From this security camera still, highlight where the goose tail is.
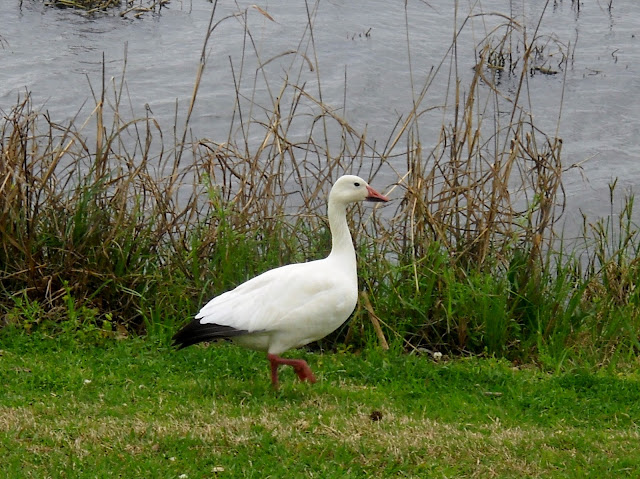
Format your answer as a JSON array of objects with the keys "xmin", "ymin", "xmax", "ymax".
[{"xmin": 172, "ymin": 320, "xmax": 248, "ymax": 349}]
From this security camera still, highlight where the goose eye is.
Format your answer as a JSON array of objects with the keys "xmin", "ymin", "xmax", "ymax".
[{"xmin": 354, "ymin": 182, "xmax": 361, "ymax": 187}]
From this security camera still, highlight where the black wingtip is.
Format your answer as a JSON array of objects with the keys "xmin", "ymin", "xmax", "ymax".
[{"xmin": 172, "ymin": 320, "xmax": 248, "ymax": 349}]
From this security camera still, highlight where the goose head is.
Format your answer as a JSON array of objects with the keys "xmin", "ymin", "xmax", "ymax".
[{"xmin": 329, "ymin": 175, "xmax": 390, "ymax": 205}]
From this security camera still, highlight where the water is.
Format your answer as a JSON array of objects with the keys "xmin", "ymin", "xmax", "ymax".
[{"xmin": 1, "ymin": 0, "xmax": 639, "ymax": 236}]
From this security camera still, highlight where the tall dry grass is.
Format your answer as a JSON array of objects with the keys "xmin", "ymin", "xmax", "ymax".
[{"xmin": 2, "ymin": 1, "xmax": 639, "ymax": 368}]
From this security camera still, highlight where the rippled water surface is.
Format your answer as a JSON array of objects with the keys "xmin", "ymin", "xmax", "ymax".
[{"xmin": 1, "ymin": 1, "xmax": 639, "ymax": 233}]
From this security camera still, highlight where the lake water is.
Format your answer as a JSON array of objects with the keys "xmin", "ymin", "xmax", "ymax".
[{"xmin": 1, "ymin": 0, "xmax": 639, "ymax": 237}]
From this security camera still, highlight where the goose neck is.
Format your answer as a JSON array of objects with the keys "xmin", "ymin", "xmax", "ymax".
[{"xmin": 327, "ymin": 201, "xmax": 355, "ymax": 261}]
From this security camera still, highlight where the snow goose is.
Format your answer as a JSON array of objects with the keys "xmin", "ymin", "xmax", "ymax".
[{"xmin": 172, "ymin": 175, "xmax": 389, "ymax": 388}]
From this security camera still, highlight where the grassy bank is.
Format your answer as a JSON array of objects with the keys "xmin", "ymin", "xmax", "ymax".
[
  {"xmin": 1, "ymin": 331, "xmax": 639, "ymax": 478},
  {"xmin": 1, "ymin": 1, "xmax": 640, "ymax": 370}
]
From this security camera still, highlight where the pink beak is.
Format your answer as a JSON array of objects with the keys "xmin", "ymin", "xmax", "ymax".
[{"xmin": 365, "ymin": 185, "xmax": 390, "ymax": 203}]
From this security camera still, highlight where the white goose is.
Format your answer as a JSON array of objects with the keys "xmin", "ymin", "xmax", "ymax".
[{"xmin": 172, "ymin": 175, "xmax": 389, "ymax": 387}]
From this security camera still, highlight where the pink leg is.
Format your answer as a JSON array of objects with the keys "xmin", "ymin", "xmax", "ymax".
[{"xmin": 267, "ymin": 353, "xmax": 317, "ymax": 388}]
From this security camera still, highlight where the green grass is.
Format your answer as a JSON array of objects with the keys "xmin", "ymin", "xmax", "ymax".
[{"xmin": 2, "ymin": 330, "xmax": 639, "ymax": 478}]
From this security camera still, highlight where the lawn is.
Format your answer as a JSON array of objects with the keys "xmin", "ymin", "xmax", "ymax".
[{"xmin": 1, "ymin": 331, "xmax": 639, "ymax": 478}]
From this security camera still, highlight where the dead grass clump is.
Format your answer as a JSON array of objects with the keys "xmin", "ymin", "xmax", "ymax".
[
  {"xmin": 390, "ymin": 7, "xmax": 567, "ymax": 271},
  {"xmin": 45, "ymin": 0, "xmax": 170, "ymax": 18},
  {"xmin": 1, "ymin": 91, "xmax": 177, "ymax": 330}
]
